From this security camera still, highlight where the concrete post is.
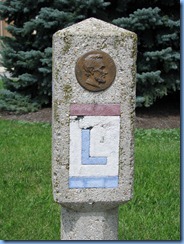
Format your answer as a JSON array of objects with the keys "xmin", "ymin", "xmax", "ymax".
[
  {"xmin": 52, "ymin": 18, "xmax": 137, "ymax": 240},
  {"xmin": 61, "ymin": 207, "xmax": 118, "ymax": 240}
]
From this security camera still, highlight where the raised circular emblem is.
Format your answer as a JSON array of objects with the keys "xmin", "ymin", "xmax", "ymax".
[{"xmin": 75, "ymin": 50, "xmax": 116, "ymax": 92}]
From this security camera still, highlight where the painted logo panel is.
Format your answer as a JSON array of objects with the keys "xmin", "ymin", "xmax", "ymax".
[{"xmin": 69, "ymin": 104, "xmax": 120, "ymax": 188}]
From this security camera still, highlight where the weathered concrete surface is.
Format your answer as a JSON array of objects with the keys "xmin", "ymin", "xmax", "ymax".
[
  {"xmin": 52, "ymin": 17, "xmax": 137, "ymax": 240},
  {"xmin": 61, "ymin": 207, "xmax": 118, "ymax": 240},
  {"xmin": 52, "ymin": 17, "xmax": 137, "ymax": 210}
]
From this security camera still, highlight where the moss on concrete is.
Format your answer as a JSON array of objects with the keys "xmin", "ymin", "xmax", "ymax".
[
  {"xmin": 63, "ymin": 32, "xmax": 72, "ymax": 54},
  {"xmin": 63, "ymin": 84, "xmax": 72, "ymax": 102}
]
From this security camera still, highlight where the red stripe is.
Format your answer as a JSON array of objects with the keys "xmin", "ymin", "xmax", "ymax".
[{"xmin": 70, "ymin": 104, "xmax": 120, "ymax": 116}]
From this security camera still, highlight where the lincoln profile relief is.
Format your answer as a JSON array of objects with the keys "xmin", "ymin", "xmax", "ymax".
[
  {"xmin": 83, "ymin": 54, "xmax": 108, "ymax": 88},
  {"xmin": 75, "ymin": 50, "xmax": 116, "ymax": 92}
]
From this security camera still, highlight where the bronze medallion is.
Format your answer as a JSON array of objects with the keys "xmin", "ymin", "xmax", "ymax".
[{"xmin": 75, "ymin": 50, "xmax": 116, "ymax": 92}]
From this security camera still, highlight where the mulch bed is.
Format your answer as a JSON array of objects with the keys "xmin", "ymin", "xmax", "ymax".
[
  {"xmin": 0, "ymin": 91, "xmax": 180, "ymax": 129},
  {"xmin": 0, "ymin": 107, "xmax": 180, "ymax": 129}
]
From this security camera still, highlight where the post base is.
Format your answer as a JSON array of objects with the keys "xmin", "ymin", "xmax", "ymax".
[{"xmin": 61, "ymin": 207, "xmax": 118, "ymax": 240}]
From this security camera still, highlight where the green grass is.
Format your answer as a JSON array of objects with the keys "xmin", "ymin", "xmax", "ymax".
[
  {"xmin": 119, "ymin": 129, "xmax": 180, "ymax": 240},
  {"xmin": 0, "ymin": 120, "xmax": 60, "ymax": 240},
  {"xmin": 0, "ymin": 120, "xmax": 180, "ymax": 240}
]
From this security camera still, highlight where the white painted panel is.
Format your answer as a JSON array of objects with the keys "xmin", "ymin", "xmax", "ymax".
[{"xmin": 69, "ymin": 116, "xmax": 120, "ymax": 177}]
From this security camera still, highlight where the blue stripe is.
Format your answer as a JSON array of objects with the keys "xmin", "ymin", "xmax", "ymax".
[
  {"xmin": 69, "ymin": 176, "xmax": 118, "ymax": 188},
  {"xmin": 81, "ymin": 129, "xmax": 107, "ymax": 165}
]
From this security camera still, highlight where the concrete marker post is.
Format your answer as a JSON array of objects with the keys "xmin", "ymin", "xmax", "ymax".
[{"xmin": 52, "ymin": 17, "xmax": 137, "ymax": 240}]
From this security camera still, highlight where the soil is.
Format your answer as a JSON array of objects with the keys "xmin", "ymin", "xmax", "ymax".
[{"xmin": 0, "ymin": 93, "xmax": 180, "ymax": 129}]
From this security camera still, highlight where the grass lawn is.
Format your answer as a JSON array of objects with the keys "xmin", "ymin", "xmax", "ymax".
[
  {"xmin": 118, "ymin": 128, "xmax": 180, "ymax": 240},
  {"xmin": 0, "ymin": 120, "xmax": 180, "ymax": 240},
  {"xmin": 0, "ymin": 120, "xmax": 60, "ymax": 240}
]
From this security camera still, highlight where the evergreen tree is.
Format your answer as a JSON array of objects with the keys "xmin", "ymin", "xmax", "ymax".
[
  {"xmin": 112, "ymin": 0, "xmax": 180, "ymax": 106},
  {"xmin": 0, "ymin": 0, "xmax": 180, "ymax": 111},
  {"xmin": 0, "ymin": 0, "xmax": 109, "ymax": 112}
]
